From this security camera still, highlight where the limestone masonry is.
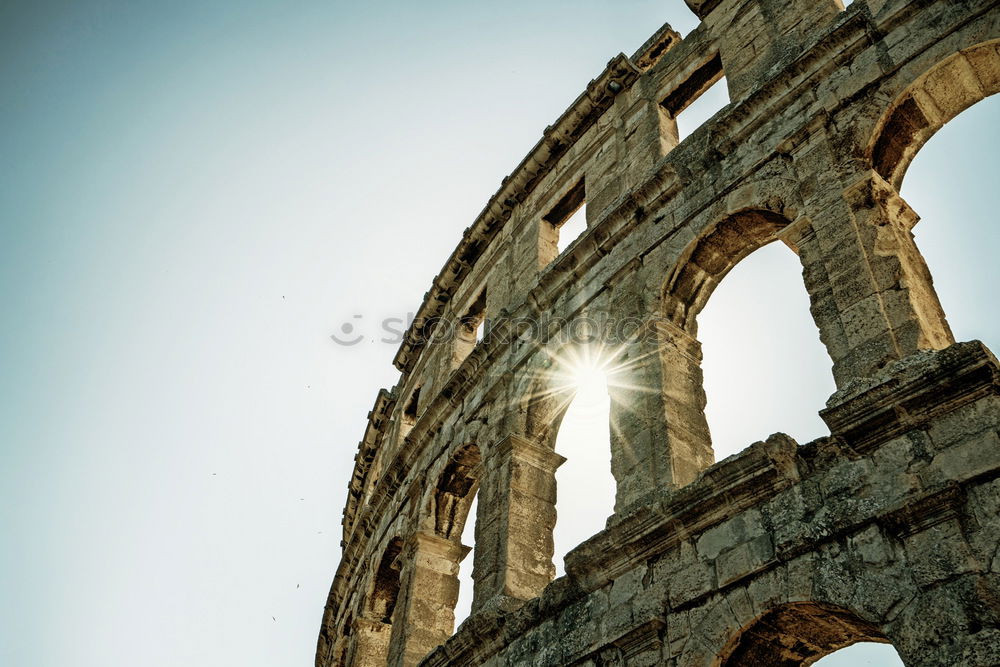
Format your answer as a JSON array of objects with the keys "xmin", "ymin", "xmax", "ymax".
[{"xmin": 317, "ymin": 0, "xmax": 1000, "ymax": 665}]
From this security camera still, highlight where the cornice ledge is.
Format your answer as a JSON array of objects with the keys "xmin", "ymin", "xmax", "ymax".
[{"xmin": 392, "ymin": 54, "xmax": 642, "ymax": 374}]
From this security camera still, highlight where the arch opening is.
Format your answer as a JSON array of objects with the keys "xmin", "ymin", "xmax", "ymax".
[
  {"xmin": 662, "ymin": 209, "xmax": 833, "ymax": 462},
  {"xmin": 897, "ymin": 77, "xmax": 1000, "ymax": 356},
  {"xmin": 870, "ymin": 40, "xmax": 1000, "ymax": 190},
  {"xmin": 433, "ymin": 443, "xmax": 480, "ymax": 540},
  {"xmin": 521, "ymin": 344, "xmax": 620, "ymax": 576},
  {"xmin": 698, "ymin": 242, "xmax": 835, "ymax": 459},
  {"xmin": 663, "ymin": 209, "xmax": 790, "ymax": 333},
  {"xmin": 718, "ymin": 602, "xmax": 901, "ymax": 667},
  {"xmin": 369, "ymin": 537, "xmax": 404, "ymax": 624},
  {"xmin": 432, "ymin": 444, "xmax": 480, "ymax": 632},
  {"xmin": 552, "ymin": 349, "xmax": 615, "ymax": 576}
]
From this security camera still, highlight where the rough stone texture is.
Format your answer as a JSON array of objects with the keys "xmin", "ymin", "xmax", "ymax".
[{"xmin": 317, "ymin": 1, "xmax": 1000, "ymax": 665}]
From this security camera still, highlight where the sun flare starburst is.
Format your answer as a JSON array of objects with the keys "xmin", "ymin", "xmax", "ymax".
[{"xmin": 514, "ymin": 340, "xmax": 663, "ymax": 431}]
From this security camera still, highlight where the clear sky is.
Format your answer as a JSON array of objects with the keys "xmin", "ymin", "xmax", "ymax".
[{"xmin": 0, "ymin": 1, "xmax": 994, "ymax": 666}]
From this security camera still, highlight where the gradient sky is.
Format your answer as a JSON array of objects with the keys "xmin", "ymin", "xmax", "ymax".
[{"xmin": 0, "ymin": 1, "xmax": 995, "ymax": 666}]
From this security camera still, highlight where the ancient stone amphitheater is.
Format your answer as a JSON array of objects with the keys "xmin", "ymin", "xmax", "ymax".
[{"xmin": 317, "ymin": 0, "xmax": 1000, "ymax": 664}]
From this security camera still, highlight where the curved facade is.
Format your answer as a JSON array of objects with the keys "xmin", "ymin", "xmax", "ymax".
[{"xmin": 318, "ymin": 1, "xmax": 1000, "ymax": 665}]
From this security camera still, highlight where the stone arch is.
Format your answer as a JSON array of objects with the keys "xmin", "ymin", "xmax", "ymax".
[
  {"xmin": 715, "ymin": 601, "xmax": 892, "ymax": 667},
  {"xmin": 457, "ymin": 340, "xmax": 619, "ymax": 610},
  {"xmin": 518, "ymin": 338, "xmax": 615, "ymax": 509},
  {"xmin": 339, "ymin": 536, "xmax": 405, "ymax": 666},
  {"xmin": 662, "ymin": 207, "xmax": 794, "ymax": 334},
  {"xmin": 894, "ymin": 83, "xmax": 1000, "ymax": 360},
  {"xmin": 516, "ymin": 339, "xmax": 633, "ymax": 500},
  {"xmin": 521, "ymin": 344, "xmax": 594, "ymax": 451},
  {"xmin": 381, "ymin": 444, "xmax": 480, "ymax": 665},
  {"xmin": 654, "ymin": 205, "xmax": 819, "ymax": 469},
  {"xmin": 432, "ymin": 442, "xmax": 482, "ymax": 631},
  {"xmin": 432, "ymin": 442, "xmax": 481, "ymax": 541},
  {"xmin": 368, "ymin": 536, "xmax": 404, "ymax": 624},
  {"xmin": 870, "ymin": 39, "xmax": 1000, "ymax": 190}
]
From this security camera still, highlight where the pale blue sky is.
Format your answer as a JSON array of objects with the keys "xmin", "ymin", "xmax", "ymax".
[{"xmin": 0, "ymin": 1, "xmax": 994, "ymax": 665}]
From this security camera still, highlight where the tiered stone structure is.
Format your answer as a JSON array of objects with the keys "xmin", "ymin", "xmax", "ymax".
[{"xmin": 317, "ymin": 0, "xmax": 1000, "ymax": 665}]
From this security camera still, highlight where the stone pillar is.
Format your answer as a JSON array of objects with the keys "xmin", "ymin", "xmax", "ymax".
[
  {"xmin": 792, "ymin": 163, "xmax": 954, "ymax": 387},
  {"xmin": 386, "ymin": 531, "xmax": 470, "ymax": 667},
  {"xmin": 347, "ymin": 616, "xmax": 391, "ymax": 667},
  {"xmin": 610, "ymin": 76, "xmax": 681, "ymax": 203},
  {"xmin": 655, "ymin": 320, "xmax": 715, "ymax": 486},
  {"xmin": 608, "ymin": 320, "xmax": 714, "ymax": 514},
  {"xmin": 687, "ymin": 0, "xmax": 842, "ymax": 101},
  {"xmin": 471, "ymin": 434, "xmax": 565, "ymax": 613}
]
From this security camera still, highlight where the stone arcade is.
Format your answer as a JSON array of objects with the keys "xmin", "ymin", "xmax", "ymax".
[{"xmin": 317, "ymin": 0, "xmax": 1000, "ymax": 665}]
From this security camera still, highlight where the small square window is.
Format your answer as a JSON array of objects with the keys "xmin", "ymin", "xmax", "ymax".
[
  {"xmin": 453, "ymin": 289, "xmax": 486, "ymax": 368},
  {"xmin": 662, "ymin": 54, "xmax": 729, "ymax": 141},
  {"xmin": 540, "ymin": 178, "xmax": 587, "ymax": 267}
]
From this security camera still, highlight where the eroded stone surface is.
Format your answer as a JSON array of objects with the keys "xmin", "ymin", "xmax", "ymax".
[{"xmin": 317, "ymin": 1, "xmax": 1000, "ymax": 665}]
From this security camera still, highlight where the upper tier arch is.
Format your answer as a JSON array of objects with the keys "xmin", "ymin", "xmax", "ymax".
[{"xmin": 870, "ymin": 39, "xmax": 1000, "ymax": 190}]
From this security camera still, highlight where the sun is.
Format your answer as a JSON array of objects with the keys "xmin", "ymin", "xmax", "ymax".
[
  {"xmin": 518, "ymin": 339, "xmax": 661, "ymax": 426},
  {"xmin": 556, "ymin": 344, "xmax": 620, "ymax": 404},
  {"xmin": 574, "ymin": 354, "xmax": 608, "ymax": 389}
]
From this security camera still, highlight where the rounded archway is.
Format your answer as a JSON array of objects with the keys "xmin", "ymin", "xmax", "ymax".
[
  {"xmin": 660, "ymin": 207, "xmax": 833, "ymax": 462},
  {"xmin": 717, "ymin": 602, "xmax": 899, "ymax": 667},
  {"xmin": 550, "ymin": 346, "xmax": 615, "ymax": 576},
  {"xmin": 868, "ymin": 38, "xmax": 1000, "ymax": 360},
  {"xmin": 433, "ymin": 443, "xmax": 480, "ymax": 631},
  {"xmin": 521, "ymin": 343, "xmax": 617, "ymax": 576},
  {"xmin": 897, "ymin": 81, "xmax": 1000, "ymax": 357},
  {"xmin": 662, "ymin": 208, "xmax": 792, "ymax": 334},
  {"xmin": 870, "ymin": 39, "xmax": 1000, "ymax": 190}
]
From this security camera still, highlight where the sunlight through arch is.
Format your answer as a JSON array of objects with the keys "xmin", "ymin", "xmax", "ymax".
[
  {"xmin": 531, "ymin": 344, "xmax": 625, "ymax": 577},
  {"xmin": 552, "ymin": 361, "xmax": 613, "ymax": 576}
]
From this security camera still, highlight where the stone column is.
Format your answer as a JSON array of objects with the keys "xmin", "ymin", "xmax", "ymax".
[
  {"xmin": 386, "ymin": 531, "xmax": 470, "ymax": 667},
  {"xmin": 792, "ymin": 157, "xmax": 954, "ymax": 387},
  {"xmin": 655, "ymin": 319, "xmax": 715, "ymax": 486},
  {"xmin": 607, "ymin": 319, "xmax": 714, "ymax": 513},
  {"xmin": 347, "ymin": 616, "xmax": 391, "ymax": 667},
  {"xmin": 471, "ymin": 434, "xmax": 565, "ymax": 614}
]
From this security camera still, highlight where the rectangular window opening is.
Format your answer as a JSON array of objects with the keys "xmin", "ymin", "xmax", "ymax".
[
  {"xmin": 400, "ymin": 385, "xmax": 421, "ymax": 437},
  {"xmin": 453, "ymin": 289, "xmax": 486, "ymax": 368},
  {"xmin": 541, "ymin": 178, "xmax": 587, "ymax": 264},
  {"xmin": 662, "ymin": 54, "xmax": 729, "ymax": 141},
  {"xmin": 556, "ymin": 202, "xmax": 587, "ymax": 255}
]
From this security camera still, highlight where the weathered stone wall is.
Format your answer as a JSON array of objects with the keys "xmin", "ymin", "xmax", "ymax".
[{"xmin": 317, "ymin": 1, "xmax": 1000, "ymax": 665}]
